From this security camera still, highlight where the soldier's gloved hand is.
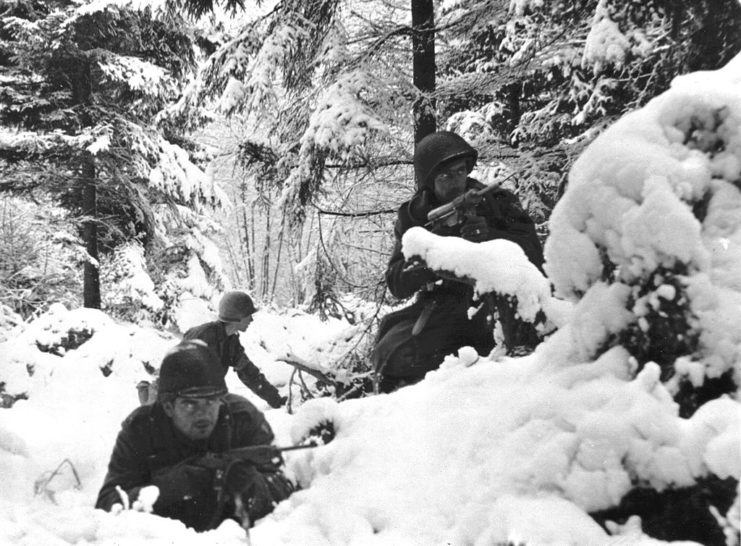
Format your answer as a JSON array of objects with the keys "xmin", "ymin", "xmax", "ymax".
[
  {"xmin": 262, "ymin": 393, "xmax": 285, "ymax": 409},
  {"xmin": 266, "ymin": 393, "xmax": 286, "ymax": 409},
  {"xmin": 403, "ymin": 258, "xmax": 437, "ymax": 283},
  {"xmin": 224, "ymin": 461, "xmax": 260, "ymax": 497},
  {"xmin": 460, "ymin": 216, "xmax": 489, "ymax": 242},
  {"xmin": 224, "ymin": 462, "xmax": 283, "ymax": 522},
  {"xmin": 151, "ymin": 461, "xmax": 213, "ymax": 505},
  {"xmin": 427, "ymin": 221, "xmax": 448, "ymax": 235}
]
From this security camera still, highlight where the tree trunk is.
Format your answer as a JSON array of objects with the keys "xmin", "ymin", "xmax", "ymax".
[
  {"xmin": 82, "ymin": 156, "xmax": 101, "ymax": 308},
  {"xmin": 261, "ymin": 208, "xmax": 272, "ymax": 300},
  {"xmin": 687, "ymin": 0, "xmax": 741, "ymax": 71},
  {"xmin": 411, "ymin": 0, "xmax": 436, "ymax": 145},
  {"xmin": 73, "ymin": 59, "xmax": 101, "ymax": 309}
]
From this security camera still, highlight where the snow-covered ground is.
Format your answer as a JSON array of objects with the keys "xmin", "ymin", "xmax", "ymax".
[
  {"xmin": 2, "ymin": 46, "xmax": 741, "ymax": 546},
  {"xmin": 6, "ymin": 302, "xmax": 732, "ymax": 546}
]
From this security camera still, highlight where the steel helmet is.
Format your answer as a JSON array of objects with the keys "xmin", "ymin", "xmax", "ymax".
[
  {"xmin": 414, "ymin": 131, "xmax": 478, "ymax": 189},
  {"xmin": 218, "ymin": 291, "xmax": 257, "ymax": 322},
  {"xmin": 157, "ymin": 340, "xmax": 227, "ymax": 401}
]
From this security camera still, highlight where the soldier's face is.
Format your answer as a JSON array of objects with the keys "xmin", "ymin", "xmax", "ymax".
[
  {"xmin": 225, "ymin": 314, "xmax": 253, "ymax": 336},
  {"xmin": 164, "ymin": 396, "xmax": 222, "ymax": 441},
  {"xmin": 432, "ymin": 158, "xmax": 468, "ymax": 204},
  {"xmin": 235, "ymin": 314, "xmax": 253, "ymax": 332}
]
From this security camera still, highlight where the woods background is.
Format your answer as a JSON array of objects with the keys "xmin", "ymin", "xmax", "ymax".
[{"xmin": 1, "ymin": 0, "xmax": 740, "ymax": 345}]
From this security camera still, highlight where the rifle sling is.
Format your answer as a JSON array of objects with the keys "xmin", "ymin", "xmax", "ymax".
[{"xmin": 412, "ymin": 300, "xmax": 437, "ymax": 336}]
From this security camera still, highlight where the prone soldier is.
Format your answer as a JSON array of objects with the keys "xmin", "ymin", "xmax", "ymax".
[{"xmin": 96, "ymin": 340, "xmax": 294, "ymax": 531}]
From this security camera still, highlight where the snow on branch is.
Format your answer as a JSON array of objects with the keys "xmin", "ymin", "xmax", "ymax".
[
  {"xmin": 0, "ymin": 127, "xmax": 92, "ymax": 155},
  {"xmin": 508, "ymin": 0, "xmax": 545, "ymax": 17},
  {"xmin": 196, "ymin": 12, "xmax": 311, "ymax": 116},
  {"xmin": 148, "ymin": 137, "xmax": 225, "ymax": 207},
  {"xmin": 76, "ymin": 0, "xmax": 169, "ymax": 17},
  {"xmin": 401, "ymin": 227, "xmax": 551, "ymax": 323},
  {"xmin": 215, "ymin": 20, "xmax": 305, "ymax": 115},
  {"xmin": 581, "ymin": 0, "xmax": 654, "ymax": 76},
  {"xmin": 97, "ymin": 55, "xmax": 177, "ymax": 98},
  {"xmin": 546, "ymin": 59, "xmax": 741, "ymax": 300},
  {"xmin": 303, "ymin": 71, "xmax": 386, "ymax": 156},
  {"xmin": 278, "ymin": 70, "xmax": 386, "ymax": 218},
  {"xmin": 582, "ymin": 0, "xmax": 630, "ymax": 74}
]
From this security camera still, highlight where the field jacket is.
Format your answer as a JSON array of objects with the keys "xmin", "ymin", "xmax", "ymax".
[
  {"xmin": 183, "ymin": 321, "xmax": 283, "ymax": 408},
  {"xmin": 375, "ymin": 179, "xmax": 544, "ymax": 379},
  {"xmin": 385, "ymin": 179, "xmax": 544, "ymax": 301},
  {"xmin": 95, "ymin": 394, "xmax": 290, "ymax": 531}
]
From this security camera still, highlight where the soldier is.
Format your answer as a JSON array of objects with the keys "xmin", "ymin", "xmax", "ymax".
[
  {"xmin": 183, "ymin": 291, "xmax": 285, "ymax": 409},
  {"xmin": 96, "ymin": 340, "xmax": 294, "ymax": 531},
  {"xmin": 373, "ymin": 131, "xmax": 544, "ymax": 393}
]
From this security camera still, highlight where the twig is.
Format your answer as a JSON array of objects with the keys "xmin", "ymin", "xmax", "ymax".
[
  {"xmin": 315, "ymin": 207, "xmax": 396, "ymax": 217},
  {"xmin": 35, "ymin": 458, "xmax": 82, "ymax": 504}
]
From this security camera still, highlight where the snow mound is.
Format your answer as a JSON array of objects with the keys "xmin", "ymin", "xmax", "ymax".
[
  {"xmin": 544, "ymin": 49, "xmax": 741, "ymax": 387},
  {"xmin": 257, "ymin": 345, "xmax": 737, "ymax": 544}
]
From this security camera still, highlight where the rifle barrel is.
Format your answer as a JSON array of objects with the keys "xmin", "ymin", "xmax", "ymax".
[
  {"xmin": 277, "ymin": 443, "xmax": 318, "ymax": 452},
  {"xmin": 474, "ymin": 172, "xmax": 517, "ymax": 197}
]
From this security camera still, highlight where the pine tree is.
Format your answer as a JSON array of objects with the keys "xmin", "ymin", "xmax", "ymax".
[
  {"xmin": 168, "ymin": 0, "xmax": 741, "ymax": 323},
  {"xmin": 0, "ymin": 0, "xmax": 222, "ymax": 316},
  {"xmin": 435, "ymin": 0, "xmax": 741, "ymax": 232},
  {"xmin": 169, "ymin": 0, "xmax": 740, "ymax": 306}
]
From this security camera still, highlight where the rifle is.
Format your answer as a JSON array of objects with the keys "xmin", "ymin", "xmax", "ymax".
[
  {"xmin": 277, "ymin": 357, "xmax": 335, "ymax": 386},
  {"xmin": 201, "ymin": 443, "xmax": 316, "ymax": 535},
  {"xmin": 200, "ymin": 442, "xmax": 318, "ymax": 470},
  {"xmin": 425, "ymin": 173, "xmax": 516, "ymax": 230}
]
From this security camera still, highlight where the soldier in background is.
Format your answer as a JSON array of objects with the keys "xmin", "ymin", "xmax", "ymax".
[
  {"xmin": 373, "ymin": 131, "xmax": 544, "ymax": 393},
  {"xmin": 183, "ymin": 291, "xmax": 285, "ymax": 409}
]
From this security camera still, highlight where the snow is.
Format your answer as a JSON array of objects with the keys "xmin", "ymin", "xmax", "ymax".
[
  {"xmin": 545, "ymin": 49, "xmax": 741, "ymax": 380},
  {"xmin": 268, "ymin": 350, "xmax": 670, "ymax": 544},
  {"xmin": 2, "ymin": 48, "xmax": 741, "ymax": 546},
  {"xmin": 401, "ymin": 226, "xmax": 553, "ymax": 322},
  {"xmin": 76, "ymin": 0, "xmax": 170, "ymax": 16},
  {"xmin": 299, "ymin": 71, "xmax": 386, "ymax": 158},
  {"xmin": 98, "ymin": 55, "xmax": 175, "ymax": 96},
  {"xmin": 149, "ymin": 137, "xmax": 222, "ymax": 206},
  {"xmin": 582, "ymin": 0, "xmax": 631, "ymax": 74},
  {"xmin": 86, "ymin": 133, "xmax": 111, "ymax": 155},
  {"xmin": 509, "ymin": 0, "xmax": 545, "ymax": 17},
  {"xmin": 280, "ymin": 70, "xmax": 386, "ymax": 211},
  {"xmin": 103, "ymin": 243, "xmax": 164, "ymax": 314},
  {"xmin": 219, "ymin": 77, "xmax": 247, "ymax": 114}
]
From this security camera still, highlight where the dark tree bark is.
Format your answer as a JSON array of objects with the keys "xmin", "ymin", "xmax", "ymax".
[
  {"xmin": 73, "ymin": 60, "xmax": 101, "ymax": 309},
  {"xmin": 411, "ymin": 0, "xmax": 436, "ymax": 147},
  {"xmin": 686, "ymin": 0, "xmax": 741, "ymax": 71},
  {"xmin": 82, "ymin": 156, "xmax": 101, "ymax": 309}
]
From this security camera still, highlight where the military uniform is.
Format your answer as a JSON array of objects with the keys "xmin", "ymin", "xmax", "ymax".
[
  {"xmin": 374, "ymin": 132, "xmax": 544, "ymax": 392},
  {"xmin": 96, "ymin": 393, "xmax": 292, "ymax": 531},
  {"xmin": 183, "ymin": 321, "xmax": 283, "ymax": 408}
]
